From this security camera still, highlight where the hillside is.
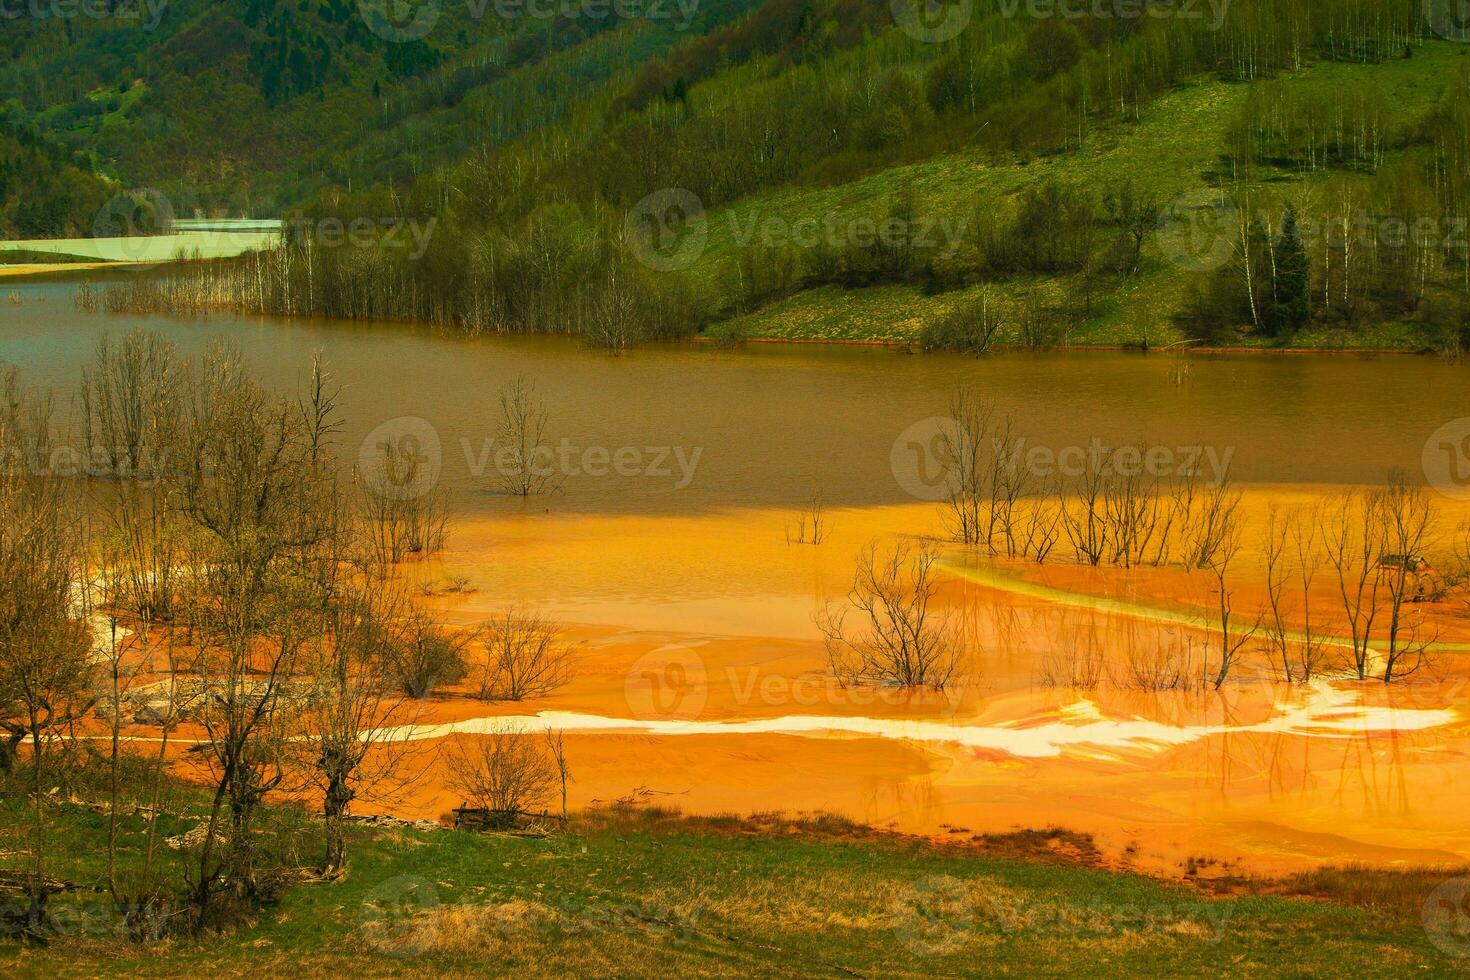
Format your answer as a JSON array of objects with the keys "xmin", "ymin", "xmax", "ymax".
[{"xmin": 14, "ymin": 0, "xmax": 1470, "ymax": 350}]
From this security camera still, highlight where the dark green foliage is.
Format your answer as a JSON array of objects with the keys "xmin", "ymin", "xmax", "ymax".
[{"xmin": 1270, "ymin": 206, "xmax": 1311, "ymax": 334}]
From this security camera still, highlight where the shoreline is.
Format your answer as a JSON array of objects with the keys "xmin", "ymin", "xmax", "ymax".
[{"xmin": 10, "ymin": 260, "xmax": 1442, "ymax": 357}]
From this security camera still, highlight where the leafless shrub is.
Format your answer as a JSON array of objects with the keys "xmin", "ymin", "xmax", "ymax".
[
  {"xmin": 473, "ymin": 608, "xmax": 575, "ymax": 702},
  {"xmin": 1038, "ymin": 620, "xmax": 1106, "ymax": 690},
  {"xmin": 444, "ymin": 725, "xmax": 557, "ymax": 829},
  {"xmin": 1120, "ymin": 635, "xmax": 1199, "ymax": 692},
  {"xmin": 786, "ymin": 483, "xmax": 830, "ymax": 545},
  {"xmin": 817, "ymin": 540, "xmax": 961, "ymax": 690},
  {"xmin": 80, "ymin": 330, "xmax": 186, "ymax": 622},
  {"xmin": 385, "ymin": 609, "xmax": 475, "ymax": 699}
]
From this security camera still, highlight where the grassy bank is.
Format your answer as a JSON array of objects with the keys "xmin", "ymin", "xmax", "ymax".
[{"xmin": 3, "ymin": 801, "xmax": 1466, "ymax": 978}]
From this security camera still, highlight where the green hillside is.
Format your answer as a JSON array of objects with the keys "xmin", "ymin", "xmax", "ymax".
[{"xmin": 13, "ymin": 0, "xmax": 1470, "ymax": 350}]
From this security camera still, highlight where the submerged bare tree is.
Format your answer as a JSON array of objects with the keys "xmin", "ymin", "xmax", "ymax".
[
  {"xmin": 818, "ymin": 540, "xmax": 960, "ymax": 690},
  {"xmin": 939, "ymin": 390, "xmax": 994, "ymax": 547},
  {"xmin": 81, "ymin": 330, "xmax": 186, "ymax": 622},
  {"xmin": 1324, "ymin": 489, "xmax": 1384, "ymax": 681},
  {"xmin": 1205, "ymin": 510, "xmax": 1258, "ymax": 689},
  {"xmin": 496, "ymin": 375, "xmax": 560, "ymax": 497},
  {"xmin": 1375, "ymin": 472, "xmax": 1438, "ymax": 683},
  {"xmin": 786, "ymin": 482, "xmax": 829, "ymax": 545}
]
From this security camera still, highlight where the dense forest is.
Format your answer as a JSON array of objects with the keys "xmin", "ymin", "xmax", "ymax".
[{"xmin": 11, "ymin": 0, "xmax": 1470, "ymax": 349}]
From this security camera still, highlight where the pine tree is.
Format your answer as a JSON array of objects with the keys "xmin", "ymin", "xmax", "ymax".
[{"xmin": 1271, "ymin": 206, "xmax": 1311, "ymax": 335}]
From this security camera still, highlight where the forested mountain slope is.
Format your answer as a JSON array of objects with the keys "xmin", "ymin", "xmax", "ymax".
[{"xmin": 14, "ymin": 0, "xmax": 1470, "ymax": 349}]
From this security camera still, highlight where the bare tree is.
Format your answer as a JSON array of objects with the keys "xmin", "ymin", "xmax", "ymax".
[
  {"xmin": 0, "ymin": 387, "xmax": 96, "ymax": 929},
  {"xmin": 495, "ymin": 375, "xmax": 561, "ymax": 497},
  {"xmin": 80, "ymin": 330, "xmax": 185, "ymax": 622},
  {"xmin": 1324, "ymin": 490, "xmax": 1384, "ymax": 681},
  {"xmin": 544, "ymin": 727, "xmax": 572, "ymax": 824},
  {"xmin": 786, "ymin": 482, "xmax": 829, "ymax": 545},
  {"xmin": 176, "ymin": 345, "xmax": 340, "ymax": 928},
  {"xmin": 444, "ymin": 725, "xmax": 557, "ymax": 829},
  {"xmin": 473, "ymin": 608, "xmax": 575, "ymax": 701},
  {"xmin": 939, "ymin": 390, "xmax": 994, "ymax": 547},
  {"xmin": 298, "ymin": 532, "xmax": 424, "ymax": 874},
  {"xmin": 1375, "ymin": 472, "xmax": 1438, "ymax": 683},
  {"xmin": 817, "ymin": 540, "xmax": 960, "ymax": 690},
  {"xmin": 1206, "ymin": 512, "xmax": 1258, "ymax": 689}
]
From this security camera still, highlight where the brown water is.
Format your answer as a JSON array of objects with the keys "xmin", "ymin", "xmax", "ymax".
[
  {"xmin": 8, "ymin": 278, "xmax": 1470, "ymax": 875},
  {"xmin": 3, "ymin": 278, "xmax": 1467, "ymax": 515}
]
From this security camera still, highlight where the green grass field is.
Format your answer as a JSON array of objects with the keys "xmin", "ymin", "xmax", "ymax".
[{"xmin": 3, "ymin": 800, "xmax": 1467, "ymax": 978}]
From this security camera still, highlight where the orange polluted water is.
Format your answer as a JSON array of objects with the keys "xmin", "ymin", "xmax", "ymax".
[
  {"xmin": 394, "ymin": 495, "xmax": 1470, "ymax": 878},
  {"xmin": 8, "ymin": 298, "xmax": 1470, "ymax": 877}
]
